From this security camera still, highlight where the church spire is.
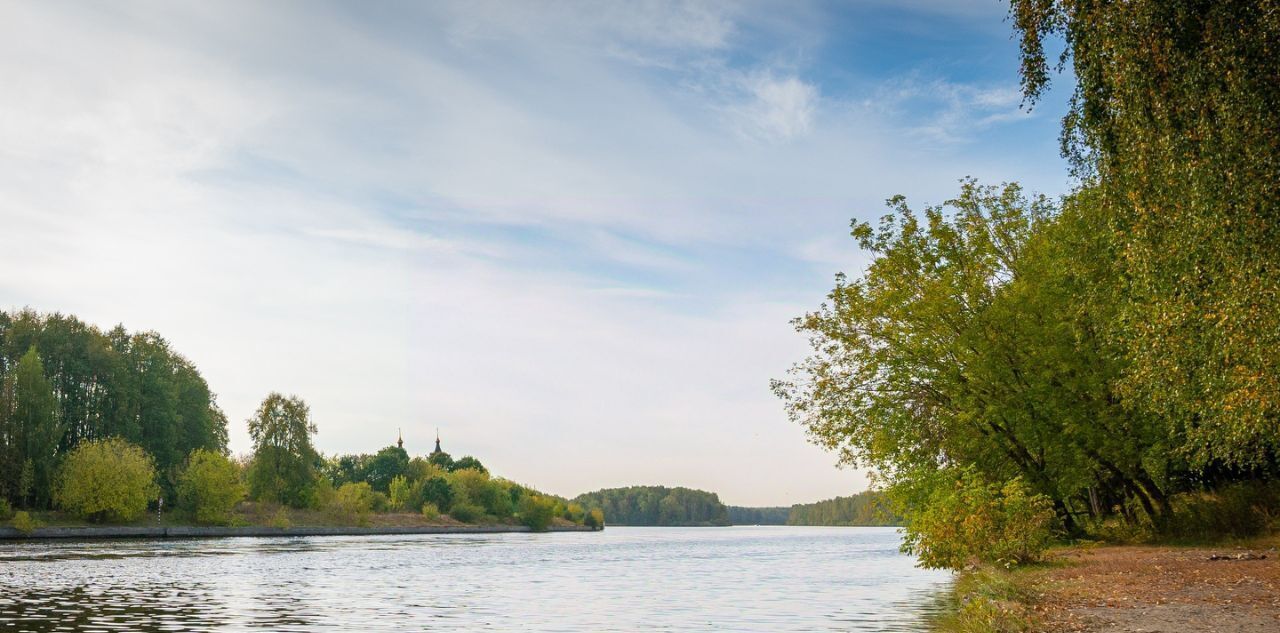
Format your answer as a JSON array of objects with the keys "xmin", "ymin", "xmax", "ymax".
[
  {"xmin": 433, "ymin": 427, "xmax": 442, "ymax": 454},
  {"xmin": 397, "ymin": 428, "xmax": 403, "ymax": 450}
]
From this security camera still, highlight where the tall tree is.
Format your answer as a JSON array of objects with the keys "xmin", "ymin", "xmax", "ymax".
[
  {"xmin": 247, "ymin": 392, "xmax": 319, "ymax": 507},
  {"xmin": 1010, "ymin": 0, "xmax": 1280, "ymax": 470},
  {"xmin": 12, "ymin": 347, "xmax": 62, "ymax": 508}
]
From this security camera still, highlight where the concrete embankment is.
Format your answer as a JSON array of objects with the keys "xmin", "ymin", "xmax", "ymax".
[{"xmin": 0, "ymin": 524, "xmax": 599, "ymax": 540}]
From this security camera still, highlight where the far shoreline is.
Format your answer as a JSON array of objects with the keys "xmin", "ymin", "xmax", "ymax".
[{"xmin": 0, "ymin": 524, "xmax": 600, "ymax": 541}]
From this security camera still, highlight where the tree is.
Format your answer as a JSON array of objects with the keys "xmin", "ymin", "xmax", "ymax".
[
  {"xmin": 1009, "ymin": 1, "xmax": 1280, "ymax": 470},
  {"xmin": 246, "ymin": 393, "xmax": 319, "ymax": 508},
  {"xmin": 363, "ymin": 445, "xmax": 409, "ymax": 493},
  {"xmin": 177, "ymin": 449, "xmax": 246, "ymax": 525},
  {"xmin": 388, "ymin": 475, "xmax": 412, "ymax": 511},
  {"xmin": 421, "ymin": 476, "xmax": 454, "ymax": 512},
  {"xmin": 55, "ymin": 437, "xmax": 158, "ymax": 523},
  {"xmin": 519, "ymin": 494, "xmax": 557, "ymax": 532},
  {"xmin": 327, "ymin": 482, "xmax": 376, "ymax": 526},
  {"xmin": 427, "ymin": 449, "xmax": 454, "ymax": 470},
  {"xmin": 450, "ymin": 455, "xmax": 487, "ymax": 474},
  {"xmin": 12, "ymin": 347, "xmax": 62, "ymax": 508}
]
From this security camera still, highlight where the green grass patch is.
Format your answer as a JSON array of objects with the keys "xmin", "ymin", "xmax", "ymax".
[{"xmin": 931, "ymin": 567, "xmax": 1039, "ymax": 633}]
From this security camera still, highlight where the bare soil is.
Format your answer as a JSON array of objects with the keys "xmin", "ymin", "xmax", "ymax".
[{"xmin": 1031, "ymin": 539, "xmax": 1280, "ymax": 632}]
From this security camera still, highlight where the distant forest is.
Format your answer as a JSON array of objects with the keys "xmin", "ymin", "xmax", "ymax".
[
  {"xmin": 728, "ymin": 491, "xmax": 898, "ymax": 526},
  {"xmin": 573, "ymin": 486, "xmax": 729, "ymax": 526}
]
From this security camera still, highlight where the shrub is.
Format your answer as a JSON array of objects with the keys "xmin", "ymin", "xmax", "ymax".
[
  {"xmin": 421, "ymin": 502, "xmax": 439, "ymax": 521},
  {"xmin": 584, "ymin": 508, "xmax": 605, "ymax": 530},
  {"xmin": 177, "ymin": 449, "xmax": 246, "ymax": 525},
  {"xmin": 563, "ymin": 502, "xmax": 585, "ymax": 523},
  {"xmin": 11, "ymin": 511, "xmax": 37, "ymax": 534},
  {"xmin": 328, "ymin": 482, "xmax": 376, "ymax": 526},
  {"xmin": 899, "ymin": 469, "xmax": 1056, "ymax": 570},
  {"xmin": 0, "ymin": 498, "xmax": 11, "ymax": 520},
  {"xmin": 1165, "ymin": 481, "xmax": 1280, "ymax": 541},
  {"xmin": 449, "ymin": 503, "xmax": 484, "ymax": 523},
  {"xmin": 269, "ymin": 506, "xmax": 291, "ymax": 529},
  {"xmin": 56, "ymin": 437, "xmax": 159, "ymax": 523},
  {"xmin": 519, "ymin": 494, "xmax": 558, "ymax": 532},
  {"xmin": 388, "ymin": 475, "xmax": 413, "ymax": 511}
]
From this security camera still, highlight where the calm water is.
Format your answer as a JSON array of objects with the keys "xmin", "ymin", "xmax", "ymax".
[{"xmin": 0, "ymin": 526, "xmax": 951, "ymax": 632}]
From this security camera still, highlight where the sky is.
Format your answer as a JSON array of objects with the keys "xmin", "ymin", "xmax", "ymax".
[{"xmin": 0, "ymin": 0, "xmax": 1071, "ymax": 506}]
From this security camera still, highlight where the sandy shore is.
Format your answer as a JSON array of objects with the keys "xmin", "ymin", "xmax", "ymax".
[{"xmin": 1030, "ymin": 540, "xmax": 1280, "ymax": 632}]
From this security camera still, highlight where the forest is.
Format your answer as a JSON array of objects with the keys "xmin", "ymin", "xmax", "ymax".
[
  {"xmin": 573, "ymin": 486, "xmax": 729, "ymax": 526},
  {"xmin": 728, "ymin": 491, "xmax": 897, "ymax": 526},
  {"xmin": 774, "ymin": 0, "xmax": 1280, "ymax": 570},
  {"xmin": 0, "ymin": 310, "xmax": 599, "ymax": 532}
]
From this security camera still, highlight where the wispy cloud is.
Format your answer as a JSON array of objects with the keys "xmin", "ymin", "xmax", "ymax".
[{"xmin": 0, "ymin": 0, "xmax": 1065, "ymax": 505}]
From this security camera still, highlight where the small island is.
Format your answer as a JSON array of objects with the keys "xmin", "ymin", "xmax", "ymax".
[{"xmin": 0, "ymin": 310, "xmax": 603, "ymax": 538}]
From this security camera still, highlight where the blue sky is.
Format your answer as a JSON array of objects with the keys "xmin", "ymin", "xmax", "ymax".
[{"xmin": 0, "ymin": 1, "xmax": 1071, "ymax": 505}]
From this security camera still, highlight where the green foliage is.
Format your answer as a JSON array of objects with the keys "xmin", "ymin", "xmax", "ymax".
[
  {"xmin": 519, "ymin": 494, "xmax": 558, "ymax": 531},
  {"xmin": 177, "ymin": 449, "xmax": 246, "ymax": 525},
  {"xmin": 584, "ymin": 508, "xmax": 605, "ymax": 530},
  {"xmin": 11, "ymin": 510, "xmax": 37, "ymax": 535},
  {"xmin": 420, "ymin": 502, "xmax": 439, "ymax": 521},
  {"xmin": 428, "ymin": 450, "xmax": 454, "ymax": 470},
  {"xmin": 328, "ymin": 482, "xmax": 377, "ymax": 526},
  {"xmin": 0, "ymin": 312, "xmax": 229, "ymax": 507},
  {"xmin": 1009, "ymin": 0, "xmax": 1280, "ymax": 470},
  {"xmin": 573, "ymin": 486, "xmax": 729, "ymax": 526},
  {"xmin": 934, "ymin": 567, "xmax": 1035, "ymax": 633},
  {"xmin": 363, "ymin": 445, "xmax": 409, "ymax": 493},
  {"xmin": 449, "ymin": 455, "xmax": 486, "ymax": 474},
  {"xmin": 1164, "ymin": 481, "xmax": 1280, "ymax": 542},
  {"xmin": 446, "ymin": 468, "xmax": 513, "ymax": 518},
  {"xmin": 448, "ymin": 502, "xmax": 483, "ymax": 523},
  {"xmin": 55, "ymin": 437, "xmax": 159, "ymax": 523},
  {"xmin": 387, "ymin": 475, "xmax": 413, "ymax": 511},
  {"xmin": 0, "ymin": 498, "xmax": 10, "ymax": 520},
  {"xmin": 247, "ymin": 393, "xmax": 319, "ymax": 508},
  {"xmin": 562, "ymin": 502, "xmax": 585, "ymax": 524},
  {"xmin": 727, "ymin": 506, "xmax": 790, "ymax": 525},
  {"xmin": 787, "ymin": 491, "xmax": 898, "ymax": 526},
  {"xmin": 897, "ymin": 469, "xmax": 1056, "ymax": 570},
  {"xmin": 420, "ymin": 476, "xmax": 455, "ymax": 512}
]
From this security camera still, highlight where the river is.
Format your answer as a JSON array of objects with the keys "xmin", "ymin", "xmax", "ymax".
[{"xmin": 0, "ymin": 526, "xmax": 952, "ymax": 631}]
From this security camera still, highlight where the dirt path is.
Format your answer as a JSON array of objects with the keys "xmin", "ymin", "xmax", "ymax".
[{"xmin": 1032, "ymin": 541, "xmax": 1280, "ymax": 632}]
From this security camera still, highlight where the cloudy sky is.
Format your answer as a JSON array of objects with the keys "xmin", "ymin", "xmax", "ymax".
[{"xmin": 0, "ymin": 0, "xmax": 1069, "ymax": 506}]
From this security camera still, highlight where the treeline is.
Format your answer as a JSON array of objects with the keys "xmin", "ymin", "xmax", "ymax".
[
  {"xmin": 0, "ymin": 311, "xmax": 601, "ymax": 532},
  {"xmin": 726, "ymin": 506, "xmax": 789, "ymax": 525},
  {"xmin": 787, "ymin": 492, "xmax": 896, "ymax": 527},
  {"xmin": 774, "ymin": 1, "xmax": 1280, "ymax": 570},
  {"xmin": 727, "ymin": 491, "xmax": 897, "ymax": 526},
  {"xmin": 573, "ymin": 486, "xmax": 729, "ymax": 526},
  {"xmin": 0, "ymin": 310, "xmax": 227, "ymax": 507}
]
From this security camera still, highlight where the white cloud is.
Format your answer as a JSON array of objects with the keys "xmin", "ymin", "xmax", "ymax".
[{"xmin": 0, "ymin": 1, "xmax": 1064, "ymax": 505}]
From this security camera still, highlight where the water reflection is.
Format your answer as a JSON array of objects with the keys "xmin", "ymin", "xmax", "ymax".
[{"xmin": 0, "ymin": 527, "xmax": 951, "ymax": 632}]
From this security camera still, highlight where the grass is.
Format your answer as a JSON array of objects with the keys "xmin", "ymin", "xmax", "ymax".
[{"xmin": 930, "ymin": 559, "xmax": 1066, "ymax": 633}]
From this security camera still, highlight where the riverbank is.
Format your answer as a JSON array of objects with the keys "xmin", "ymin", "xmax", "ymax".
[
  {"xmin": 937, "ymin": 537, "xmax": 1280, "ymax": 632},
  {"xmin": 0, "ymin": 523, "xmax": 598, "ymax": 540}
]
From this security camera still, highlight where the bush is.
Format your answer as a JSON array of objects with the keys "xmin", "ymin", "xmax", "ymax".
[
  {"xmin": 328, "ymin": 482, "xmax": 376, "ymax": 526},
  {"xmin": 449, "ymin": 503, "xmax": 484, "ymax": 523},
  {"xmin": 388, "ymin": 475, "xmax": 413, "ymax": 511},
  {"xmin": 519, "ymin": 494, "xmax": 558, "ymax": 532},
  {"xmin": 1165, "ymin": 481, "xmax": 1280, "ymax": 541},
  {"xmin": 11, "ymin": 511, "xmax": 37, "ymax": 534},
  {"xmin": 563, "ymin": 502, "xmax": 585, "ymax": 523},
  {"xmin": 177, "ymin": 449, "xmax": 246, "ymax": 525},
  {"xmin": 900, "ymin": 469, "xmax": 1056, "ymax": 570},
  {"xmin": 56, "ymin": 437, "xmax": 159, "ymax": 523},
  {"xmin": 269, "ymin": 506, "xmax": 291, "ymax": 529},
  {"xmin": 421, "ymin": 502, "xmax": 439, "ymax": 521},
  {"xmin": 584, "ymin": 508, "xmax": 605, "ymax": 530},
  {"xmin": 0, "ymin": 498, "xmax": 11, "ymax": 520}
]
